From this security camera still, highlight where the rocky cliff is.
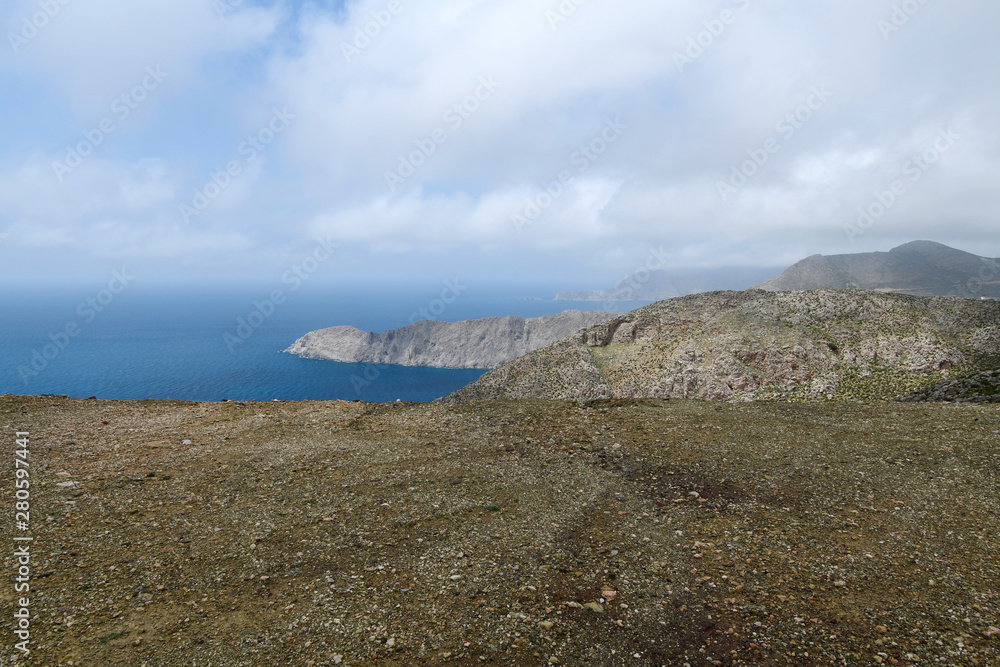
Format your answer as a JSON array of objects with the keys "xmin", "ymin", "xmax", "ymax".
[
  {"xmin": 754, "ymin": 240, "xmax": 1000, "ymax": 298},
  {"xmin": 284, "ymin": 310, "xmax": 617, "ymax": 369},
  {"xmin": 446, "ymin": 289, "xmax": 1000, "ymax": 402}
]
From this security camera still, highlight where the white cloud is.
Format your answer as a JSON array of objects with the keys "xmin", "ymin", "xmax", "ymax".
[{"xmin": 3, "ymin": 0, "xmax": 1000, "ymax": 282}]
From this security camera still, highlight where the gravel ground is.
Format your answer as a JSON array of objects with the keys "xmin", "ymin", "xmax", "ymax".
[{"xmin": 1, "ymin": 395, "xmax": 999, "ymax": 666}]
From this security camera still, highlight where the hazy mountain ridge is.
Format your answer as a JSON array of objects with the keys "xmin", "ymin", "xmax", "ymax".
[
  {"xmin": 284, "ymin": 310, "xmax": 617, "ymax": 369},
  {"xmin": 755, "ymin": 240, "xmax": 1000, "ymax": 297},
  {"xmin": 555, "ymin": 266, "xmax": 782, "ymax": 301},
  {"xmin": 445, "ymin": 289, "xmax": 1000, "ymax": 402}
]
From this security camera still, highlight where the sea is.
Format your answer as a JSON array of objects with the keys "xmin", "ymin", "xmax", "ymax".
[{"xmin": 0, "ymin": 284, "xmax": 646, "ymax": 403}]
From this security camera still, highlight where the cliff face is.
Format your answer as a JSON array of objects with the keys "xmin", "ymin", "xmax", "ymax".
[
  {"xmin": 446, "ymin": 289, "xmax": 1000, "ymax": 402},
  {"xmin": 284, "ymin": 310, "xmax": 617, "ymax": 369},
  {"xmin": 754, "ymin": 241, "xmax": 1000, "ymax": 297}
]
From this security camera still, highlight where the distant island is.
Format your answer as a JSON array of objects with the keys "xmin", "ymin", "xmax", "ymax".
[{"xmin": 284, "ymin": 310, "xmax": 616, "ymax": 369}]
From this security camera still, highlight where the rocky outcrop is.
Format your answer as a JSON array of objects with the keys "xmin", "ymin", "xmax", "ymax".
[
  {"xmin": 754, "ymin": 241, "xmax": 1000, "ymax": 298},
  {"xmin": 899, "ymin": 369, "xmax": 1000, "ymax": 403},
  {"xmin": 445, "ymin": 289, "xmax": 1000, "ymax": 402},
  {"xmin": 284, "ymin": 310, "xmax": 617, "ymax": 369}
]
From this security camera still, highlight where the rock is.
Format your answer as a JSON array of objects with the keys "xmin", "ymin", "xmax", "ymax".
[
  {"xmin": 583, "ymin": 602, "xmax": 604, "ymax": 613},
  {"xmin": 538, "ymin": 621, "xmax": 554, "ymax": 630}
]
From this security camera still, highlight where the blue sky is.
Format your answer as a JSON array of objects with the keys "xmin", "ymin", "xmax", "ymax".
[{"xmin": 1, "ymin": 0, "xmax": 998, "ymax": 289}]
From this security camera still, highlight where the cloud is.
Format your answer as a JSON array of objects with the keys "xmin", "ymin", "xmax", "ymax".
[{"xmin": 2, "ymin": 0, "xmax": 1000, "ymax": 285}]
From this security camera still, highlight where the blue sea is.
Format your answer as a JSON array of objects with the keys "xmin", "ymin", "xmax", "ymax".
[{"xmin": 0, "ymin": 285, "xmax": 645, "ymax": 403}]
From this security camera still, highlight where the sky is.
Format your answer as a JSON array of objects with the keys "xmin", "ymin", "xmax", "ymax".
[{"xmin": 1, "ymin": 0, "xmax": 998, "ymax": 290}]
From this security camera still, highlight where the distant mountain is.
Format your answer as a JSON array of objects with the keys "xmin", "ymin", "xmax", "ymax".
[
  {"xmin": 445, "ymin": 289, "xmax": 1000, "ymax": 402},
  {"xmin": 284, "ymin": 310, "xmax": 617, "ymax": 370},
  {"xmin": 555, "ymin": 266, "xmax": 782, "ymax": 301},
  {"xmin": 754, "ymin": 241, "xmax": 1000, "ymax": 298}
]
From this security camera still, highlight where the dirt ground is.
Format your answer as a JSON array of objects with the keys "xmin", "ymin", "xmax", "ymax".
[{"xmin": 1, "ymin": 395, "xmax": 998, "ymax": 665}]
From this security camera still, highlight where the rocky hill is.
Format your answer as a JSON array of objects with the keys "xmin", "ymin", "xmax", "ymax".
[
  {"xmin": 284, "ymin": 310, "xmax": 616, "ymax": 369},
  {"xmin": 3, "ymin": 394, "xmax": 999, "ymax": 665},
  {"xmin": 755, "ymin": 240, "xmax": 1000, "ymax": 298},
  {"xmin": 446, "ymin": 289, "xmax": 1000, "ymax": 402}
]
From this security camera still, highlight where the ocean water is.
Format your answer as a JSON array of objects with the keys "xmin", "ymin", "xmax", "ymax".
[{"xmin": 0, "ymin": 285, "xmax": 645, "ymax": 403}]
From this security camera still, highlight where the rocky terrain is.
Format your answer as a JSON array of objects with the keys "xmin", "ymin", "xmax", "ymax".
[
  {"xmin": 900, "ymin": 369, "xmax": 1000, "ymax": 404},
  {"xmin": 446, "ymin": 289, "xmax": 1000, "ymax": 403},
  {"xmin": 285, "ymin": 311, "xmax": 616, "ymax": 369},
  {"xmin": 754, "ymin": 241, "xmax": 1000, "ymax": 299},
  {"xmin": 2, "ymin": 394, "xmax": 999, "ymax": 666}
]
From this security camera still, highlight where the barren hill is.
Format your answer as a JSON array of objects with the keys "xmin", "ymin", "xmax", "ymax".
[
  {"xmin": 754, "ymin": 241, "xmax": 1000, "ymax": 298},
  {"xmin": 446, "ymin": 289, "xmax": 1000, "ymax": 402}
]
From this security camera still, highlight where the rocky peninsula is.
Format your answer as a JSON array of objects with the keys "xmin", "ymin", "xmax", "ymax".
[{"xmin": 284, "ymin": 310, "xmax": 616, "ymax": 369}]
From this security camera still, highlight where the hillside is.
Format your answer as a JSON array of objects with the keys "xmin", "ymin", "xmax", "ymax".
[
  {"xmin": 284, "ymin": 310, "xmax": 616, "ymax": 369},
  {"xmin": 2, "ymin": 395, "xmax": 998, "ymax": 665},
  {"xmin": 446, "ymin": 289, "xmax": 1000, "ymax": 403},
  {"xmin": 754, "ymin": 241, "xmax": 1000, "ymax": 298}
]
